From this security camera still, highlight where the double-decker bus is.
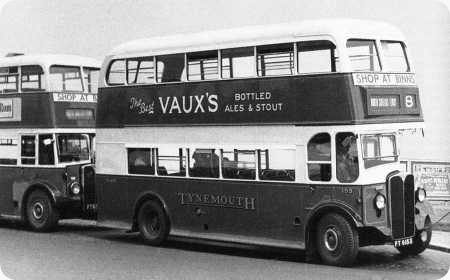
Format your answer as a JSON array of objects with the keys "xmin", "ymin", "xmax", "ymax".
[
  {"xmin": 95, "ymin": 19, "xmax": 432, "ymax": 266},
  {"xmin": 0, "ymin": 54, "xmax": 100, "ymax": 231}
]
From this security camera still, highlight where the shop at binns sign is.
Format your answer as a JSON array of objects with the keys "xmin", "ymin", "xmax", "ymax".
[{"xmin": 52, "ymin": 93, "xmax": 97, "ymax": 103}]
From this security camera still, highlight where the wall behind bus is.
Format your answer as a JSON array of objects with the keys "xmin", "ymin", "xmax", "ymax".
[{"xmin": 0, "ymin": 0, "xmax": 448, "ymax": 161}]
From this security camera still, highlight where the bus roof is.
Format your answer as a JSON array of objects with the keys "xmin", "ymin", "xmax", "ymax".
[
  {"xmin": 108, "ymin": 19, "xmax": 406, "ymax": 57},
  {"xmin": 0, "ymin": 54, "xmax": 100, "ymax": 69}
]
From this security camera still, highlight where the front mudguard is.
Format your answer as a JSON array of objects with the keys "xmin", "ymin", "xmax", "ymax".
[{"xmin": 415, "ymin": 200, "xmax": 434, "ymax": 230}]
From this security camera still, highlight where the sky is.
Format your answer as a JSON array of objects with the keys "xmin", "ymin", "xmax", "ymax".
[{"xmin": 0, "ymin": 0, "xmax": 448, "ymax": 161}]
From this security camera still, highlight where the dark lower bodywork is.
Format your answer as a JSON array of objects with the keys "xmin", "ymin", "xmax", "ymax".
[
  {"xmin": 95, "ymin": 173, "xmax": 432, "ymax": 248},
  {"xmin": 0, "ymin": 164, "xmax": 96, "ymax": 221}
]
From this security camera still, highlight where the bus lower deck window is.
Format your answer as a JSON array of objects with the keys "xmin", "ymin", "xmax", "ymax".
[
  {"xmin": 307, "ymin": 133, "xmax": 331, "ymax": 181},
  {"xmin": 222, "ymin": 149, "xmax": 256, "ymax": 180},
  {"xmin": 189, "ymin": 148, "xmax": 219, "ymax": 178},
  {"xmin": 259, "ymin": 149, "xmax": 295, "ymax": 181},
  {"xmin": 128, "ymin": 148, "xmax": 155, "ymax": 175},
  {"xmin": 21, "ymin": 135, "xmax": 36, "ymax": 165},
  {"xmin": 157, "ymin": 147, "xmax": 186, "ymax": 176}
]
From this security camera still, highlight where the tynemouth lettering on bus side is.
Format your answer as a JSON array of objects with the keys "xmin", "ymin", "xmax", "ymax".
[
  {"xmin": 0, "ymin": 99, "xmax": 13, "ymax": 118},
  {"xmin": 177, "ymin": 192, "xmax": 256, "ymax": 210},
  {"xmin": 53, "ymin": 93, "xmax": 97, "ymax": 103},
  {"xmin": 352, "ymin": 73, "xmax": 416, "ymax": 86}
]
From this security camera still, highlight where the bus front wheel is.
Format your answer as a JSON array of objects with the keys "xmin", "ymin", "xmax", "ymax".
[
  {"xmin": 26, "ymin": 189, "xmax": 59, "ymax": 232},
  {"xmin": 137, "ymin": 200, "xmax": 170, "ymax": 246},
  {"xmin": 316, "ymin": 213, "xmax": 359, "ymax": 267}
]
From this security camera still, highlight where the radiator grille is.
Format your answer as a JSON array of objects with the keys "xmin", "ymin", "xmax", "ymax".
[
  {"xmin": 81, "ymin": 164, "xmax": 97, "ymax": 215},
  {"xmin": 388, "ymin": 174, "xmax": 415, "ymax": 239}
]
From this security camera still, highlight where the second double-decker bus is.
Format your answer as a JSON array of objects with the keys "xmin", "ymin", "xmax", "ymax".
[
  {"xmin": 95, "ymin": 19, "xmax": 432, "ymax": 266},
  {"xmin": 0, "ymin": 54, "xmax": 100, "ymax": 231}
]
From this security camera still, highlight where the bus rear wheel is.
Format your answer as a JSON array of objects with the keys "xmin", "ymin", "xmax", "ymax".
[
  {"xmin": 26, "ymin": 190, "xmax": 59, "ymax": 232},
  {"xmin": 316, "ymin": 213, "xmax": 359, "ymax": 267},
  {"xmin": 397, "ymin": 217, "xmax": 432, "ymax": 255},
  {"xmin": 137, "ymin": 200, "xmax": 170, "ymax": 246}
]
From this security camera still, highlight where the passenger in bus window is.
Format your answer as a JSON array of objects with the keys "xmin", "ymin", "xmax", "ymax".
[
  {"xmin": 336, "ymin": 133, "xmax": 359, "ymax": 183},
  {"xmin": 190, "ymin": 149, "xmax": 219, "ymax": 178}
]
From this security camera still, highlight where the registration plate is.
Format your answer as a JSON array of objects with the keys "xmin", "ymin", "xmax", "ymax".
[{"xmin": 394, "ymin": 237, "xmax": 413, "ymax": 247}]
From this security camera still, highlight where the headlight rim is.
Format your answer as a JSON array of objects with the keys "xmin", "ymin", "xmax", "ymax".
[
  {"xmin": 374, "ymin": 192, "xmax": 386, "ymax": 210},
  {"xmin": 69, "ymin": 182, "xmax": 81, "ymax": 195},
  {"xmin": 416, "ymin": 187, "xmax": 426, "ymax": 202}
]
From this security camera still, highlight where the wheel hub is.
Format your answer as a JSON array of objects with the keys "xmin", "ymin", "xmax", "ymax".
[
  {"xmin": 32, "ymin": 202, "xmax": 44, "ymax": 220},
  {"xmin": 145, "ymin": 210, "xmax": 160, "ymax": 235},
  {"xmin": 324, "ymin": 227, "xmax": 339, "ymax": 251},
  {"xmin": 420, "ymin": 230, "xmax": 428, "ymax": 242}
]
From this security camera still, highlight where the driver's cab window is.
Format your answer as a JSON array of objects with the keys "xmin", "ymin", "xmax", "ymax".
[
  {"xmin": 307, "ymin": 133, "xmax": 331, "ymax": 181},
  {"xmin": 336, "ymin": 132, "xmax": 359, "ymax": 183},
  {"xmin": 38, "ymin": 134, "xmax": 54, "ymax": 165}
]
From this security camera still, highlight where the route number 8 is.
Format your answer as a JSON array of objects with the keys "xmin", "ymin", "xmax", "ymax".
[{"xmin": 405, "ymin": 95, "xmax": 414, "ymax": 108}]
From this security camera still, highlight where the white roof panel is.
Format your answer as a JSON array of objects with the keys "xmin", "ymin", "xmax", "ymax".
[
  {"xmin": 0, "ymin": 54, "xmax": 101, "ymax": 69},
  {"xmin": 109, "ymin": 19, "xmax": 406, "ymax": 57}
]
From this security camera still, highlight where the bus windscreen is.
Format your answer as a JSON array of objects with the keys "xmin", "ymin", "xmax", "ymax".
[{"xmin": 57, "ymin": 134, "xmax": 90, "ymax": 163}]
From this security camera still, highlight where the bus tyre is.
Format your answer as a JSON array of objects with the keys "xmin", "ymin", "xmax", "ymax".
[
  {"xmin": 397, "ymin": 217, "xmax": 432, "ymax": 255},
  {"xmin": 26, "ymin": 190, "xmax": 59, "ymax": 232},
  {"xmin": 137, "ymin": 200, "xmax": 170, "ymax": 246},
  {"xmin": 316, "ymin": 213, "xmax": 359, "ymax": 267}
]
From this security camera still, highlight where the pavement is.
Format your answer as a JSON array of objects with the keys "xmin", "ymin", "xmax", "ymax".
[{"xmin": 430, "ymin": 230, "xmax": 450, "ymax": 253}]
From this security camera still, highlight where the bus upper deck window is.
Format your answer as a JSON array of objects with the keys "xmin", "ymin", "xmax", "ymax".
[
  {"xmin": 156, "ymin": 54, "xmax": 185, "ymax": 83},
  {"xmin": 221, "ymin": 47, "xmax": 255, "ymax": 79},
  {"xmin": 83, "ymin": 67, "xmax": 100, "ymax": 93},
  {"xmin": 49, "ymin": 65, "xmax": 83, "ymax": 92},
  {"xmin": 297, "ymin": 40, "xmax": 338, "ymax": 73},
  {"xmin": 0, "ymin": 66, "xmax": 18, "ymax": 93},
  {"xmin": 257, "ymin": 43, "xmax": 294, "ymax": 76},
  {"xmin": 381, "ymin": 41, "xmax": 410, "ymax": 72},
  {"xmin": 307, "ymin": 133, "xmax": 331, "ymax": 182},
  {"xmin": 127, "ymin": 57, "xmax": 154, "ymax": 85},
  {"xmin": 335, "ymin": 132, "xmax": 358, "ymax": 183},
  {"xmin": 187, "ymin": 51, "xmax": 218, "ymax": 81},
  {"xmin": 21, "ymin": 65, "xmax": 44, "ymax": 92},
  {"xmin": 107, "ymin": 60, "xmax": 126, "ymax": 85},
  {"xmin": 346, "ymin": 39, "xmax": 381, "ymax": 72}
]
